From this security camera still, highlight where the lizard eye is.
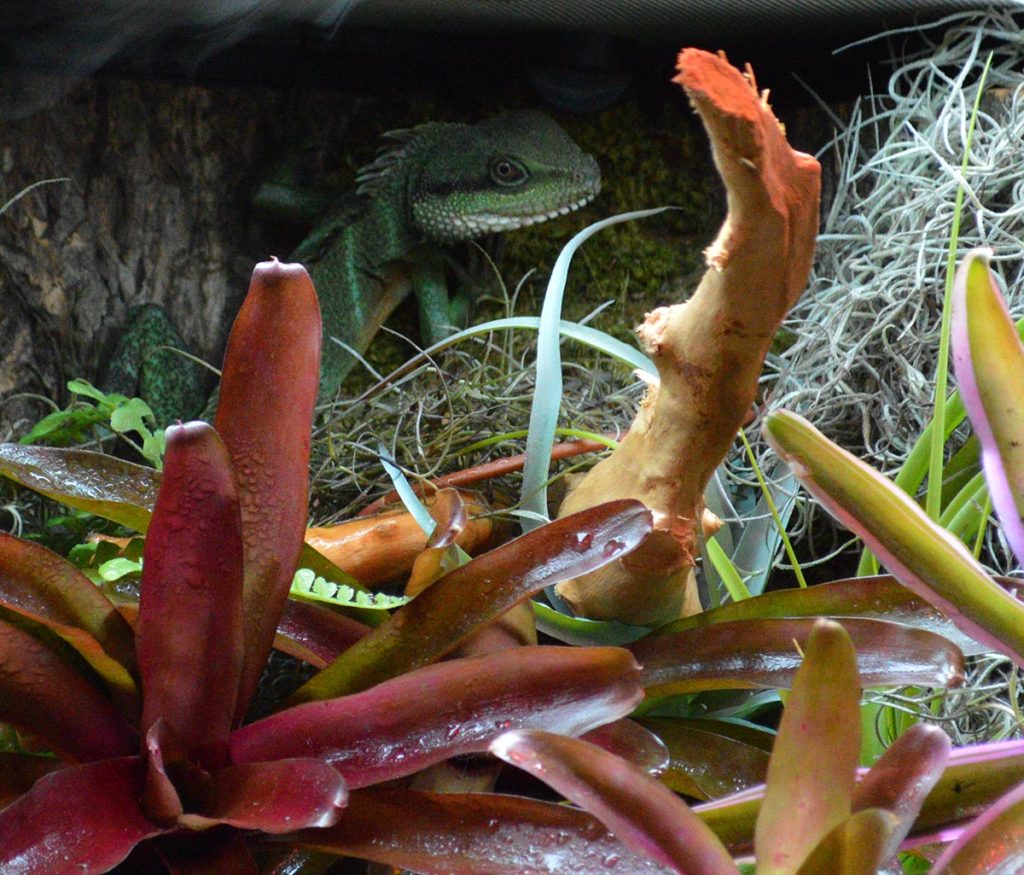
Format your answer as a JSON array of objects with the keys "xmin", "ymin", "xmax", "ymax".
[{"xmin": 490, "ymin": 156, "xmax": 528, "ymax": 186}]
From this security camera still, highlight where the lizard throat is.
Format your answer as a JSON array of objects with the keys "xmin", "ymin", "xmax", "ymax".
[{"xmin": 415, "ymin": 191, "xmax": 598, "ymax": 244}]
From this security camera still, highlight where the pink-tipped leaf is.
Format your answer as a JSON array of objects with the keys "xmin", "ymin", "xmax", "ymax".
[
  {"xmin": 931, "ymin": 779, "xmax": 1024, "ymax": 872},
  {"xmin": 951, "ymin": 248, "xmax": 1024, "ymax": 568},
  {"xmin": 763, "ymin": 409, "xmax": 1024, "ymax": 666}
]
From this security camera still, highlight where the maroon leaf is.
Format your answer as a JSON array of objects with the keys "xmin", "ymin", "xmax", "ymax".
[
  {"xmin": 290, "ymin": 787, "xmax": 675, "ymax": 874},
  {"xmin": 491, "ymin": 730, "xmax": 737, "ymax": 874},
  {"xmin": 178, "ymin": 759, "xmax": 346, "ymax": 832},
  {"xmin": 274, "ymin": 598, "xmax": 370, "ymax": 669},
  {"xmin": 291, "ymin": 499, "xmax": 653, "ymax": 702},
  {"xmin": 0, "ymin": 531, "xmax": 137, "ymax": 698},
  {"xmin": 0, "ymin": 756, "xmax": 162, "ymax": 874},
  {"xmin": 851, "ymin": 724, "xmax": 950, "ymax": 860},
  {"xmin": 214, "ymin": 260, "xmax": 321, "ymax": 720},
  {"xmin": 628, "ymin": 617, "xmax": 965, "ymax": 695},
  {"xmin": 655, "ymin": 573, "xmax": 994, "ymax": 657},
  {"xmin": 137, "ymin": 421, "xmax": 244, "ymax": 771},
  {"xmin": 231, "ymin": 645, "xmax": 642, "ymax": 788},
  {"xmin": 581, "ymin": 719, "xmax": 670, "ymax": 777},
  {"xmin": 0, "ymin": 617, "xmax": 136, "ymax": 762},
  {"xmin": 141, "ymin": 720, "xmax": 187, "ymax": 826}
]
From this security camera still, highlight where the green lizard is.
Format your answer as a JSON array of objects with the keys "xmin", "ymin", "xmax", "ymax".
[{"xmin": 103, "ymin": 110, "xmax": 601, "ymax": 421}]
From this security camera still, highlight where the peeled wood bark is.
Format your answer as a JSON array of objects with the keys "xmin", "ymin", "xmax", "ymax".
[{"xmin": 556, "ymin": 49, "xmax": 821, "ymax": 626}]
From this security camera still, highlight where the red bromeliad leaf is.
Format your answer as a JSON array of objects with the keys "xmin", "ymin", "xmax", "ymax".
[
  {"xmin": 141, "ymin": 720, "xmax": 187, "ymax": 826},
  {"xmin": 214, "ymin": 260, "xmax": 321, "ymax": 720},
  {"xmin": 581, "ymin": 718, "xmax": 670, "ymax": 777},
  {"xmin": 0, "ymin": 617, "xmax": 135, "ymax": 762},
  {"xmin": 627, "ymin": 616, "xmax": 964, "ymax": 695},
  {"xmin": 755, "ymin": 620, "xmax": 861, "ymax": 875},
  {"xmin": 290, "ymin": 499, "xmax": 652, "ymax": 702},
  {"xmin": 0, "ymin": 531, "xmax": 137, "ymax": 697},
  {"xmin": 931, "ymin": 779, "xmax": 1024, "ymax": 872},
  {"xmin": 490, "ymin": 729, "xmax": 737, "ymax": 874},
  {"xmin": 640, "ymin": 717, "xmax": 771, "ymax": 800},
  {"xmin": 274, "ymin": 598, "xmax": 370, "ymax": 669},
  {"xmin": 654, "ymin": 574, "xmax": 989, "ymax": 657},
  {"xmin": 763, "ymin": 410, "xmax": 1024, "ymax": 667},
  {"xmin": 851, "ymin": 723, "xmax": 950, "ymax": 859},
  {"xmin": 137, "ymin": 422, "xmax": 244, "ymax": 771},
  {"xmin": 177, "ymin": 759, "xmax": 347, "ymax": 832},
  {"xmin": 231, "ymin": 645, "xmax": 642, "ymax": 788},
  {"xmin": 0, "ymin": 756, "xmax": 163, "ymax": 874},
  {"xmin": 0, "ymin": 443, "xmax": 158, "ymax": 532},
  {"xmin": 951, "ymin": 248, "xmax": 1024, "ymax": 568},
  {"xmin": 291, "ymin": 786, "xmax": 675, "ymax": 874}
]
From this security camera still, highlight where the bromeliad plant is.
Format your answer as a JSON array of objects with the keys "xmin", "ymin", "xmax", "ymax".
[{"xmin": 0, "ymin": 260, "xmax": 658, "ymax": 873}]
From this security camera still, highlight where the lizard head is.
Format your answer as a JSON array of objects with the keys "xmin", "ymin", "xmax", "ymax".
[{"xmin": 357, "ymin": 111, "xmax": 601, "ymax": 245}]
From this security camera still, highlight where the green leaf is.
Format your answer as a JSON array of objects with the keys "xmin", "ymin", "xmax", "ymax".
[
  {"xmin": 755, "ymin": 620, "xmax": 861, "ymax": 875},
  {"xmin": 764, "ymin": 410, "xmax": 1024, "ymax": 667},
  {"xmin": 290, "ymin": 568, "xmax": 409, "ymax": 610}
]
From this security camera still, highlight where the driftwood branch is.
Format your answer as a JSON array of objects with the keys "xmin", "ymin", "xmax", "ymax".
[{"xmin": 555, "ymin": 49, "xmax": 821, "ymax": 626}]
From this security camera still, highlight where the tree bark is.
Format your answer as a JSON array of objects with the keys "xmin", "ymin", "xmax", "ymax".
[{"xmin": 0, "ymin": 73, "xmax": 344, "ymax": 437}]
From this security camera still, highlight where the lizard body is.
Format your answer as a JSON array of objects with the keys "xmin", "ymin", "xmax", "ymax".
[{"xmin": 104, "ymin": 110, "xmax": 601, "ymax": 418}]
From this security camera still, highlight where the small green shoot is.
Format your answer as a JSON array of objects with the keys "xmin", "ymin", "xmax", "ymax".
[
  {"xmin": 290, "ymin": 568, "xmax": 409, "ymax": 610},
  {"xmin": 20, "ymin": 379, "xmax": 166, "ymax": 469}
]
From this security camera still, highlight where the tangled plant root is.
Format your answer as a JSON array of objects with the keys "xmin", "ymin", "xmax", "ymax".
[{"xmin": 772, "ymin": 11, "xmax": 1024, "ymax": 474}]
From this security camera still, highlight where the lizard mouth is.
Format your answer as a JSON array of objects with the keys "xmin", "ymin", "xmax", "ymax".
[{"xmin": 458, "ymin": 191, "xmax": 599, "ymax": 236}]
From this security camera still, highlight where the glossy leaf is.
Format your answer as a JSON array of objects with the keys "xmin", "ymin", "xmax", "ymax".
[
  {"xmin": 0, "ymin": 616, "xmax": 135, "ymax": 762},
  {"xmin": 290, "ymin": 499, "xmax": 652, "ymax": 702},
  {"xmin": 755, "ymin": 620, "xmax": 860, "ymax": 875},
  {"xmin": 274, "ymin": 598, "xmax": 370, "ymax": 669},
  {"xmin": 763, "ymin": 410, "xmax": 1024, "ymax": 667},
  {"xmin": 233, "ymin": 645, "xmax": 642, "ymax": 788},
  {"xmin": 628, "ymin": 617, "xmax": 964, "ymax": 696},
  {"xmin": 0, "ymin": 756, "xmax": 162, "ymax": 874},
  {"xmin": 0, "ymin": 531, "xmax": 137, "ymax": 696},
  {"xmin": 655, "ymin": 574, "xmax": 989, "ymax": 656},
  {"xmin": 851, "ymin": 723, "xmax": 950, "ymax": 859},
  {"xmin": 178, "ymin": 759, "xmax": 346, "ymax": 832},
  {"xmin": 137, "ymin": 422, "xmax": 244, "ymax": 771},
  {"xmin": 794, "ymin": 809, "xmax": 898, "ymax": 875},
  {"xmin": 291, "ymin": 787, "xmax": 674, "ymax": 874},
  {"xmin": 931, "ymin": 779, "xmax": 1024, "ymax": 872},
  {"xmin": 214, "ymin": 259, "xmax": 322, "ymax": 719},
  {"xmin": 641, "ymin": 717, "xmax": 771, "ymax": 800},
  {"xmin": 491, "ymin": 729, "xmax": 737, "ymax": 874},
  {"xmin": 951, "ymin": 249, "xmax": 1024, "ymax": 567},
  {"xmin": 581, "ymin": 718, "xmax": 670, "ymax": 777},
  {"xmin": 694, "ymin": 737, "xmax": 1024, "ymax": 855},
  {"xmin": 0, "ymin": 442, "xmax": 158, "ymax": 531}
]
